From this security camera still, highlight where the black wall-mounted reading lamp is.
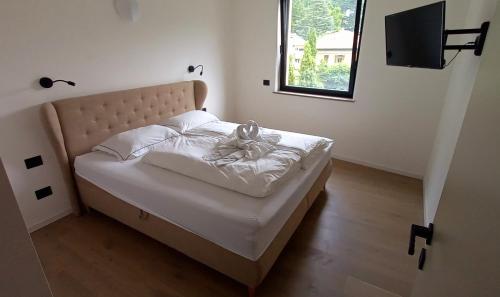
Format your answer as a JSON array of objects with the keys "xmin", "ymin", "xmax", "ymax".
[
  {"xmin": 188, "ymin": 65, "xmax": 204, "ymax": 76},
  {"xmin": 39, "ymin": 77, "xmax": 76, "ymax": 88}
]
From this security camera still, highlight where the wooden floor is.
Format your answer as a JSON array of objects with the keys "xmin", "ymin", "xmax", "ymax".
[{"xmin": 32, "ymin": 160, "xmax": 423, "ymax": 297}]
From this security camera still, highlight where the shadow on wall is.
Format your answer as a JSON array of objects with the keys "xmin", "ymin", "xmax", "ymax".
[
  {"xmin": 0, "ymin": 80, "xmax": 39, "ymax": 98},
  {"xmin": 0, "ymin": 79, "xmax": 53, "ymax": 120}
]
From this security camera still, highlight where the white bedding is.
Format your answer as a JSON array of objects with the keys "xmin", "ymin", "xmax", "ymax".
[
  {"xmin": 74, "ymin": 143, "xmax": 332, "ymax": 261},
  {"xmin": 189, "ymin": 121, "xmax": 332, "ymax": 165},
  {"xmin": 144, "ymin": 121, "xmax": 333, "ymax": 197}
]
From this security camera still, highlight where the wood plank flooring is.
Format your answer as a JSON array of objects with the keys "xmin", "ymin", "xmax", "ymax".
[{"xmin": 31, "ymin": 160, "xmax": 423, "ymax": 297}]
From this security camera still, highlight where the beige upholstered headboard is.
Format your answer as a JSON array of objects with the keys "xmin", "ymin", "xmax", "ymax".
[{"xmin": 42, "ymin": 80, "xmax": 207, "ymax": 214}]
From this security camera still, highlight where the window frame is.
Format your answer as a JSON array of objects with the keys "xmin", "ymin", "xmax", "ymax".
[{"xmin": 279, "ymin": 0, "xmax": 367, "ymax": 99}]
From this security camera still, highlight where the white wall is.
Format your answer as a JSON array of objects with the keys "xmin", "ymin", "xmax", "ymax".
[
  {"xmin": 0, "ymin": 0, "xmax": 234, "ymax": 230},
  {"xmin": 423, "ymin": 0, "xmax": 498, "ymax": 225},
  {"xmin": 231, "ymin": 0, "xmax": 469, "ymax": 178}
]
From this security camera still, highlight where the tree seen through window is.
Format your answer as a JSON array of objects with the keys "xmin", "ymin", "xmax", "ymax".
[{"xmin": 280, "ymin": 0, "xmax": 366, "ymax": 98}]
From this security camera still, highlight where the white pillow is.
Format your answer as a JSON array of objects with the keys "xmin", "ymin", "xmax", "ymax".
[
  {"xmin": 161, "ymin": 110, "xmax": 219, "ymax": 133},
  {"xmin": 92, "ymin": 125, "xmax": 179, "ymax": 161}
]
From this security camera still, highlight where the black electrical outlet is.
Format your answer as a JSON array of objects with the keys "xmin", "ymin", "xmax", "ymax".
[
  {"xmin": 263, "ymin": 80, "xmax": 270, "ymax": 86},
  {"xmin": 35, "ymin": 186, "xmax": 53, "ymax": 200},
  {"xmin": 25, "ymin": 155, "xmax": 43, "ymax": 169},
  {"xmin": 202, "ymin": 107, "xmax": 207, "ymax": 112}
]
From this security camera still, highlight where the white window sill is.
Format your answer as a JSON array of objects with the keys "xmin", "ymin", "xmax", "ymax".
[{"xmin": 273, "ymin": 91, "xmax": 356, "ymax": 103}]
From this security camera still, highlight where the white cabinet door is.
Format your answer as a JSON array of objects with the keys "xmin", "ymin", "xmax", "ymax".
[
  {"xmin": 411, "ymin": 6, "xmax": 500, "ymax": 297},
  {"xmin": 0, "ymin": 159, "xmax": 53, "ymax": 297}
]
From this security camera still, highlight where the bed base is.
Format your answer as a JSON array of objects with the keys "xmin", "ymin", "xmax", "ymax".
[{"xmin": 76, "ymin": 160, "xmax": 332, "ymax": 295}]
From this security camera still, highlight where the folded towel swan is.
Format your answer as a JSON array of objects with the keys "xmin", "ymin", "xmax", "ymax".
[
  {"xmin": 236, "ymin": 120, "xmax": 260, "ymax": 140},
  {"xmin": 203, "ymin": 121, "xmax": 282, "ymax": 166}
]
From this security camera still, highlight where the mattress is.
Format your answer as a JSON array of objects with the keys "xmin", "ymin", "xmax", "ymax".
[{"xmin": 74, "ymin": 144, "xmax": 332, "ymax": 261}]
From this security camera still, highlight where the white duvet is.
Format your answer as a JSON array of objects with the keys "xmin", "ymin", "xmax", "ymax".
[{"xmin": 143, "ymin": 121, "xmax": 333, "ymax": 197}]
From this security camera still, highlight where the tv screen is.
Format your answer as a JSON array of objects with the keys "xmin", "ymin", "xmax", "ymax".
[{"xmin": 385, "ymin": 1, "xmax": 446, "ymax": 69}]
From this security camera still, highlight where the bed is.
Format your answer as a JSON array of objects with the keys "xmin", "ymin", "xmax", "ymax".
[{"xmin": 42, "ymin": 80, "xmax": 333, "ymax": 296}]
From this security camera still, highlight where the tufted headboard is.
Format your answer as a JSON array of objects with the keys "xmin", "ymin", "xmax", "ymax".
[{"xmin": 42, "ymin": 80, "xmax": 207, "ymax": 214}]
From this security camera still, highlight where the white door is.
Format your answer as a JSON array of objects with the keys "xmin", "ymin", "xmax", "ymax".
[{"xmin": 411, "ymin": 7, "xmax": 500, "ymax": 297}]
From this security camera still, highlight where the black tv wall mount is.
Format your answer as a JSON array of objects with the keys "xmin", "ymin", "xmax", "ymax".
[{"xmin": 444, "ymin": 22, "xmax": 490, "ymax": 56}]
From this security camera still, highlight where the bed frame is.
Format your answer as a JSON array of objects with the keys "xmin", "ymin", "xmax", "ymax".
[{"xmin": 42, "ymin": 80, "xmax": 333, "ymax": 297}]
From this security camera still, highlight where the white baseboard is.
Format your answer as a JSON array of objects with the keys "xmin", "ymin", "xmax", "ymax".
[
  {"xmin": 28, "ymin": 208, "xmax": 73, "ymax": 233},
  {"xmin": 332, "ymin": 153, "xmax": 423, "ymax": 180}
]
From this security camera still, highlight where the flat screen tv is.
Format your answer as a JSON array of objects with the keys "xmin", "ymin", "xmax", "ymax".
[{"xmin": 385, "ymin": 1, "xmax": 446, "ymax": 69}]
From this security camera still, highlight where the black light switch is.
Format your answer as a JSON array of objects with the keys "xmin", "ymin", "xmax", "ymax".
[
  {"xmin": 35, "ymin": 186, "xmax": 53, "ymax": 200},
  {"xmin": 263, "ymin": 80, "xmax": 270, "ymax": 86},
  {"xmin": 25, "ymin": 155, "xmax": 43, "ymax": 169}
]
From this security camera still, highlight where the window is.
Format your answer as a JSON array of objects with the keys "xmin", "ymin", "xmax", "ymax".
[{"xmin": 279, "ymin": 0, "xmax": 367, "ymax": 99}]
